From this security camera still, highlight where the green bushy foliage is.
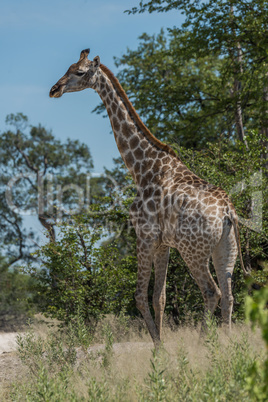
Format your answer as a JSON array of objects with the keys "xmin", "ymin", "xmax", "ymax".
[
  {"xmin": 245, "ymin": 287, "xmax": 268, "ymax": 401},
  {"xmin": 31, "ymin": 211, "xmax": 137, "ymax": 326},
  {"xmin": 0, "ymin": 257, "xmax": 37, "ymax": 329}
]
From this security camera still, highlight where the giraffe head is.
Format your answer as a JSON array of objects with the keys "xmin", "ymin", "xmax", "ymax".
[{"xmin": 49, "ymin": 49, "xmax": 100, "ymax": 98}]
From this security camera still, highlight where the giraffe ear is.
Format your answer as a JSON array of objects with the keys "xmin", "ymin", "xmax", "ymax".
[
  {"xmin": 79, "ymin": 49, "xmax": 90, "ymax": 60},
  {"xmin": 93, "ymin": 56, "xmax": 100, "ymax": 69}
]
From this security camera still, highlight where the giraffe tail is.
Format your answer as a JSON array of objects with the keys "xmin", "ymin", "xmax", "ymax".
[{"xmin": 229, "ymin": 211, "xmax": 251, "ymax": 278}]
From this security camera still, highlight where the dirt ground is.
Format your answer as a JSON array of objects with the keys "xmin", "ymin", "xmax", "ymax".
[{"xmin": 0, "ymin": 333, "xmax": 24, "ymax": 397}]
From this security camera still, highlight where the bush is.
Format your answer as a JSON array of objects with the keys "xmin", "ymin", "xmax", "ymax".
[{"xmin": 0, "ymin": 260, "xmax": 37, "ymax": 330}]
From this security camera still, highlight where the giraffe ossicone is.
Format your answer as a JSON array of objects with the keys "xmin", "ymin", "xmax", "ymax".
[{"xmin": 50, "ymin": 49, "xmax": 249, "ymax": 346}]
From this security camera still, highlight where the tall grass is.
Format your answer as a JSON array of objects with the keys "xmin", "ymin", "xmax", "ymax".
[{"xmin": 6, "ymin": 315, "xmax": 266, "ymax": 401}]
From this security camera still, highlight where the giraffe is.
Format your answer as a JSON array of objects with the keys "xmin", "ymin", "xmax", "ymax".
[{"xmin": 49, "ymin": 49, "xmax": 249, "ymax": 346}]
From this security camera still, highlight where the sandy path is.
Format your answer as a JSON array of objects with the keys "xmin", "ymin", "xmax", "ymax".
[
  {"xmin": 0, "ymin": 333, "xmax": 19, "ymax": 354},
  {"xmin": 0, "ymin": 333, "xmax": 24, "ymax": 390},
  {"xmin": 0, "ymin": 332, "xmax": 156, "ymax": 391}
]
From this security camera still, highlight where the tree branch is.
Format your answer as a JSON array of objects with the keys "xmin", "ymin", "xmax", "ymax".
[
  {"xmin": 15, "ymin": 142, "xmax": 38, "ymax": 173},
  {"xmin": 38, "ymin": 215, "xmax": 56, "ymax": 243}
]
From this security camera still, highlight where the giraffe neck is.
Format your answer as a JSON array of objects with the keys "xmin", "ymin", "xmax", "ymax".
[{"xmin": 92, "ymin": 65, "xmax": 177, "ymax": 185}]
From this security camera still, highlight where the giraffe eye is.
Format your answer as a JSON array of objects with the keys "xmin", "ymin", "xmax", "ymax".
[{"xmin": 75, "ymin": 71, "xmax": 85, "ymax": 77}]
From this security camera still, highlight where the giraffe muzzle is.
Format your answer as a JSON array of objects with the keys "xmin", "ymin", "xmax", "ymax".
[{"xmin": 49, "ymin": 84, "xmax": 63, "ymax": 98}]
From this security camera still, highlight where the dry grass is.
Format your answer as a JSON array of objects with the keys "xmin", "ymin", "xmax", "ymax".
[{"xmin": 1, "ymin": 315, "xmax": 266, "ymax": 401}]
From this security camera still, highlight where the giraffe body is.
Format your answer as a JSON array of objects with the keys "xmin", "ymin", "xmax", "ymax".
[{"xmin": 50, "ymin": 49, "xmax": 247, "ymax": 345}]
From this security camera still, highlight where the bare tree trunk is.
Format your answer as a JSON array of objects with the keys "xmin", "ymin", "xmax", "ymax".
[
  {"xmin": 261, "ymin": 69, "xmax": 268, "ymax": 172},
  {"xmin": 230, "ymin": 6, "xmax": 249, "ymax": 150},
  {"xmin": 37, "ymin": 171, "xmax": 56, "ymax": 244},
  {"xmin": 233, "ymin": 70, "xmax": 248, "ymax": 148},
  {"xmin": 232, "ymin": 44, "xmax": 249, "ymax": 149}
]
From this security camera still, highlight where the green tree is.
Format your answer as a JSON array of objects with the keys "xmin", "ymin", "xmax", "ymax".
[
  {"xmin": 104, "ymin": 29, "xmax": 229, "ymax": 148},
  {"xmin": 0, "ymin": 113, "xmax": 93, "ymax": 265},
  {"xmin": 125, "ymin": 0, "xmax": 268, "ymax": 148}
]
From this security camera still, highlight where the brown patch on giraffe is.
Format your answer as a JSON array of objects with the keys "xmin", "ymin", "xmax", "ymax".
[
  {"xmin": 192, "ymin": 225, "xmax": 199, "ymax": 234},
  {"xmin": 125, "ymin": 112, "xmax": 133, "ymax": 124},
  {"xmin": 152, "ymin": 160, "xmax": 162, "ymax": 172},
  {"xmin": 124, "ymin": 151, "xmax": 135, "ymax": 166},
  {"xmin": 217, "ymin": 198, "xmax": 227, "ymax": 207},
  {"xmin": 134, "ymin": 173, "xmax": 141, "ymax": 184},
  {"xmin": 106, "ymin": 107, "xmax": 113, "ymax": 118},
  {"xmin": 206, "ymin": 196, "xmax": 217, "ymax": 205},
  {"xmin": 180, "ymin": 239, "xmax": 190, "ymax": 248},
  {"xmin": 111, "ymin": 102, "xmax": 117, "ymax": 114},
  {"xmin": 162, "ymin": 156, "xmax": 171, "ymax": 164},
  {"xmin": 117, "ymin": 137, "xmax": 129, "ymax": 154},
  {"xmin": 140, "ymin": 139, "xmax": 149, "ymax": 151},
  {"xmin": 154, "ymin": 188, "xmax": 161, "ymax": 198},
  {"xmin": 129, "ymin": 136, "xmax": 139, "ymax": 149},
  {"xmin": 188, "ymin": 199, "xmax": 198, "ymax": 210},
  {"xmin": 163, "ymin": 196, "xmax": 170, "ymax": 209},
  {"xmin": 193, "ymin": 178, "xmax": 202, "ymax": 185},
  {"xmin": 205, "ymin": 206, "xmax": 217, "ymax": 216},
  {"xmin": 104, "ymin": 83, "xmax": 111, "ymax": 93},
  {"xmin": 176, "ymin": 165, "xmax": 188, "ymax": 173},
  {"xmin": 161, "ymin": 165, "xmax": 170, "ymax": 174},
  {"xmin": 149, "ymin": 149, "xmax": 158, "ymax": 159},
  {"xmin": 170, "ymin": 184, "xmax": 179, "ymax": 194},
  {"xmin": 146, "ymin": 200, "xmax": 155, "ymax": 212},
  {"xmin": 134, "ymin": 161, "xmax": 141, "ymax": 173},
  {"xmin": 112, "ymin": 116, "xmax": 120, "ymax": 132},
  {"xmin": 140, "ymin": 177, "xmax": 148, "ymax": 188},
  {"xmin": 134, "ymin": 148, "xmax": 144, "ymax": 160},
  {"xmin": 143, "ymin": 186, "xmax": 154, "ymax": 199},
  {"xmin": 199, "ymin": 179, "xmax": 209, "ymax": 188},
  {"xmin": 131, "ymin": 202, "xmax": 138, "ymax": 212},
  {"xmin": 170, "ymin": 214, "xmax": 177, "ymax": 225},
  {"xmin": 137, "ymin": 199, "xmax": 142, "ymax": 209},
  {"xmin": 184, "ymin": 175, "xmax": 194, "ymax": 182},
  {"xmin": 144, "ymin": 171, "xmax": 153, "ymax": 182},
  {"xmin": 122, "ymin": 122, "xmax": 132, "ymax": 139},
  {"xmin": 117, "ymin": 108, "xmax": 125, "ymax": 122},
  {"xmin": 143, "ymin": 159, "xmax": 154, "ymax": 171}
]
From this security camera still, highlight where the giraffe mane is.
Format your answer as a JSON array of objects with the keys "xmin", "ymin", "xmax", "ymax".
[{"xmin": 100, "ymin": 64, "xmax": 178, "ymax": 158}]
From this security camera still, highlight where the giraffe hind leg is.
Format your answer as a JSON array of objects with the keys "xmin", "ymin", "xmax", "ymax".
[
  {"xmin": 181, "ymin": 253, "xmax": 221, "ymax": 331},
  {"xmin": 199, "ymin": 269, "xmax": 221, "ymax": 332},
  {"xmin": 212, "ymin": 223, "xmax": 238, "ymax": 331}
]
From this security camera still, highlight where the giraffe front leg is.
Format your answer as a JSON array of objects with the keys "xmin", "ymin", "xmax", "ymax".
[
  {"xmin": 153, "ymin": 245, "xmax": 169, "ymax": 340},
  {"xmin": 135, "ymin": 238, "xmax": 160, "ymax": 346}
]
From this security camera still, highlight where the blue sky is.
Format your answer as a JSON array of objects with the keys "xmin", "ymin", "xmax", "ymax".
[{"xmin": 1, "ymin": 0, "xmax": 183, "ymax": 172}]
